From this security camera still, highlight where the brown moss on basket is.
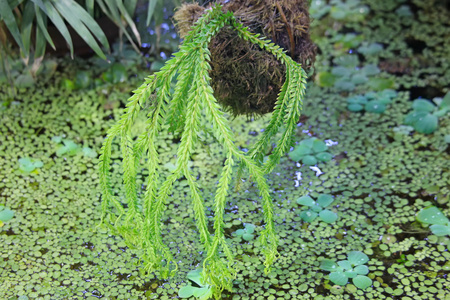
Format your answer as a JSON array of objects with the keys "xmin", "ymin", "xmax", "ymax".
[{"xmin": 173, "ymin": 0, "xmax": 316, "ymax": 116}]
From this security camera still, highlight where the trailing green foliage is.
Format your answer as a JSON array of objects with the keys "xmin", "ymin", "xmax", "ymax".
[{"xmin": 98, "ymin": 3, "xmax": 306, "ymax": 296}]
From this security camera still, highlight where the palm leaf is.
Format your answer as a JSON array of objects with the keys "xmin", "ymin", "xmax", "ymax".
[
  {"xmin": 115, "ymin": 0, "xmax": 141, "ymax": 46},
  {"xmin": 20, "ymin": 1, "xmax": 35, "ymax": 60},
  {"xmin": 96, "ymin": 0, "xmax": 140, "ymax": 51},
  {"xmin": 146, "ymin": 0, "xmax": 160, "ymax": 26},
  {"xmin": 53, "ymin": 0, "xmax": 109, "ymax": 59},
  {"xmin": 34, "ymin": 4, "xmax": 55, "ymax": 50},
  {"xmin": 34, "ymin": 23, "xmax": 46, "ymax": 58},
  {"xmin": 85, "ymin": 0, "xmax": 94, "ymax": 16},
  {"xmin": 32, "ymin": 0, "xmax": 74, "ymax": 57},
  {"xmin": 0, "ymin": 0, "xmax": 25, "ymax": 51}
]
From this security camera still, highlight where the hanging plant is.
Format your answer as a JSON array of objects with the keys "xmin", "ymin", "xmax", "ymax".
[{"xmin": 99, "ymin": 3, "xmax": 308, "ymax": 297}]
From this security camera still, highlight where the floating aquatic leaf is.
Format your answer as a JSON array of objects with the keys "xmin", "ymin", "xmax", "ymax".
[
  {"xmin": 0, "ymin": 207, "xmax": 14, "ymax": 222},
  {"xmin": 179, "ymin": 285, "xmax": 196, "ymax": 298},
  {"xmin": 352, "ymin": 275, "xmax": 372, "ymax": 290},
  {"xmin": 351, "ymin": 73, "xmax": 368, "ymax": 85},
  {"xmin": 347, "ymin": 251, "xmax": 369, "ymax": 266},
  {"xmin": 354, "ymin": 265, "xmax": 369, "ymax": 275},
  {"xmin": 365, "ymin": 101, "xmax": 386, "ymax": 114},
  {"xmin": 319, "ymin": 210, "xmax": 338, "ymax": 223},
  {"xmin": 320, "ymin": 259, "xmax": 338, "ymax": 272},
  {"xmin": 429, "ymin": 224, "xmax": 450, "ymax": 236},
  {"xmin": 414, "ymin": 114, "xmax": 438, "ymax": 134},
  {"xmin": 412, "ymin": 99, "xmax": 436, "ymax": 113},
  {"xmin": 82, "ymin": 147, "xmax": 97, "ymax": 158},
  {"xmin": 417, "ymin": 206, "xmax": 449, "ymax": 225},
  {"xmin": 329, "ymin": 271, "xmax": 348, "ymax": 286},
  {"xmin": 297, "ymin": 195, "xmax": 315, "ymax": 206},
  {"xmin": 338, "ymin": 260, "xmax": 352, "ymax": 270},
  {"xmin": 312, "ymin": 139, "xmax": 328, "ymax": 153},
  {"xmin": 348, "ymin": 103, "xmax": 363, "ymax": 112},
  {"xmin": 358, "ymin": 43, "xmax": 383, "ymax": 55},
  {"xmin": 332, "ymin": 66, "xmax": 352, "ymax": 77},
  {"xmin": 317, "ymin": 194, "xmax": 334, "ymax": 207},
  {"xmin": 316, "ymin": 152, "xmax": 333, "ymax": 162},
  {"xmin": 361, "ymin": 64, "xmax": 380, "ymax": 76},
  {"xmin": 18, "ymin": 157, "xmax": 43, "ymax": 173},
  {"xmin": 344, "ymin": 270, "xmax": 357, "ymax": 278},
  {"xmin": 302, "ymin": 155, "xmax": 318, "ymax": 166},
  {"xmin": 299, "ymin": 210, "xmax": 318, "ymax": 223}
]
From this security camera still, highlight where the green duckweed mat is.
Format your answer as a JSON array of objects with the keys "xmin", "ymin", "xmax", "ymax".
[{"xmin": 1, "ymin": 0, "xmax": 449, "ymax": 299}]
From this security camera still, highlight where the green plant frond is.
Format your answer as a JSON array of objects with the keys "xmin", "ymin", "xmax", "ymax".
[
  {"xmin": 99, "ymin": 2, "xmax": 306, "ymax": 294},
  {"xmin": 34, "ymin": 4, "xmax": 55, "ymax": 50},
  {"xmin": 0, "ymin": 0, "xmax": 26, "ymax": 54},
  {"xmin": 166, "ymin": 51, "xmax": 197, "ymax": 134},
  {"xmin": 121, "ymin": 134, "xmax": 142, "ymax": 227},
  {"xmin": 247, "ymin": 65, "xmax": 293, "ymax": 164},
  {"xmin": 263, "ymin": 66, "xmax": 306, "ymax": 174}
]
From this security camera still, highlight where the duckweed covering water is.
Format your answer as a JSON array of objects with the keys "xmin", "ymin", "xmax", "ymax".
[{"xmin": 1, "ymin": 0, "xmax": 449, "ymax": 299}]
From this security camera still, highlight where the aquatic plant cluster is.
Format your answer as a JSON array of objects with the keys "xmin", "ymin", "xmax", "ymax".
[{"xmin": 0, "ymin": 0, "xmax": 449, "ymax": 299}]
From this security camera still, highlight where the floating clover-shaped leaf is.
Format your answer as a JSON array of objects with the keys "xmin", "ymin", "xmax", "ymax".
[
  {"xmin": 347, "ymin": 89, "xmax": 397, "ymax": 114},
  {"xmin": 412, "ymin": 99, "xmax": 436, "ymax": 112},
  {"xmin": 235, "ymin": 223, "xmax": 256, "ymax": 241},
  {"xmin": 404, "ymin": 97, "xmax": 449, "ymax": 134},
  {"xmin": 358, "ymin": 43, "xmax": 383, "ymax": 56},
  {"xmin": 365, "ymin": 101, "xmax": 386, "ymax": 114},
  {"xmin": 347, "ymin": 251, "xmax": 369, "ymax": 266},
  {"xmin": 320, "ymin": 259, "xmax": 338, "ymax": 272},
  {"xmin": 417, "ymin": 206, "xmax": 449, "ymax": 225},
  {"xmin": 319, "ymin": 210, "xmax": 339, "ymax": 223},
  {"xmin": 321, "ymin": 251, "xmax": 372, "ymax": 289},
  {"xmin": 429, "ymin": 224, "xmax": 450, "ymax": 236},
  {"xmin": 297, "ymin": 194, "xmax": 338, "ymax": 223},
  {"xmin": 353, "ymin": 275, "xmax": 372, "ymax": 290},
  {"xmin": 347, "ymin": 95, "xmax": 368, "ymax": 112},
  {"xmin": 361, "ymin": 64, "xmax": 380, "ymax": 76},
  {"xmin": 0, "ymin": 205, "xmax": 15, "ymax": 226},
  {"xmin": 56, "ymin": 139, "xmax": 81, "ymax": 156},
  {"xmin": 18, "ymin": 157, "xmax": 43, "ymax": 173},
  {"xmin": 417, "ymin": 206, "xmax": 450, "ymax": 236},
  {"xmin": 82, "ymin": 147, "xmax": 97, "ymax": 158},
  {"xmin": 179, "ymin": 268, "xmax": 213, "ymax": 300},
  {"xmin": 329, "ymin": 271, "xmax": 348, "ymax": 286},
  {"xmin": 289, "ymin": 138, "xmax": 333, "ymax": 166}
]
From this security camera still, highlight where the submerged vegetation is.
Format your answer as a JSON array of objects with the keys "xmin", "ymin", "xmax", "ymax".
[{"xmin": 0, "ymin": 0, "xmax": 449, "ymax": 299}]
